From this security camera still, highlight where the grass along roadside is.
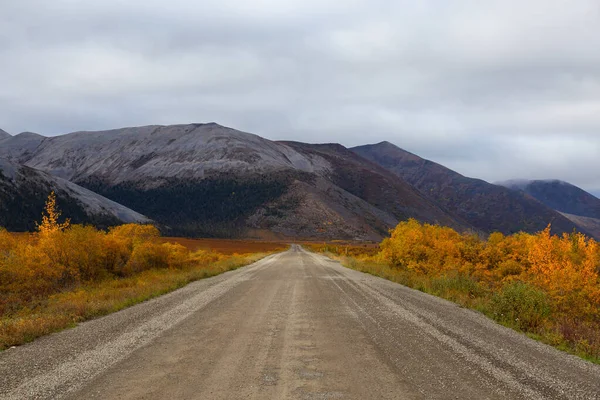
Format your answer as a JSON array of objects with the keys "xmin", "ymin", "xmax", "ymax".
[
  {"xmin": 306, "ymin": 247, "xmax": 600, "ymax": 365},
  {"xmin": 0, "ymin": 251, "xmax": 275, "ymax": 350},
  {"xmin": 158, "ymin": 237, "xmax": 289, "ymax": 255}
]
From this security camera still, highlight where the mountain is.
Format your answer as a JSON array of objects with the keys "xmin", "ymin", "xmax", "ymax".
[
  {"xmin": 0, "ymin": 131, "xmax": 46, "ymax": 162},
  {"xmin": 0, "ymin": 129, "xmax": 10, "ymax": 139},
  {"xmin": 497, "ymin": 180, "xmax": 600, "ymax": 219},
  {"xmin": 0, "ymin": 123, "xmax": 468, "ymax": 239},
  {"xmin": 280, "ymin": 142, "xmax": 470, "ymax": 232},
  {"xmin": 558, "ymin": 214, "xmax": 600, "ymax": 240},
  {"xmin": 497, "ymin": 179, "xmax": 600, "ymax": 238},
  {"xmin": 0, "ymin": 158, "xmax": 150, "ymax": 232},
  {"xmin": 352, "ymin": 141, "xmax": 587, "ymax": 237},
  {"xmin": 0, "ymin": 124, "xmax": 329, "ymax": 184}
]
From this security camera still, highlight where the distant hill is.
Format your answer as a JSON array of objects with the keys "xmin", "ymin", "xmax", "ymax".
[
  {"xmin": 0, "ymin": 129, "xmax": 10, "ymax": 139},
  {"xmin": 497, "ymin": 179, "xmax": 600, "ymax": 238},
  {"xmin": 0, "ymin": 124, "xmax": 468, "ymax": 239},
  {"xmin": 0, "ymin": 157, "xmax": 150, "ymax": 231},
  {"xmin": 352, "ymin": 141, "xmax": 587, "ymax": 238},
  {"xmin": 497, "ymin": 180, "xmax": 600, "ymax": 219}
]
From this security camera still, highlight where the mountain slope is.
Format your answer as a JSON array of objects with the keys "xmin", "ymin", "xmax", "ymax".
[
  {"xmin": 0, "ymin": 123, "xmax": 329, "ymax": 185},
  {"xmin": 0, "ymin": 129, "xmax": 10, "ymax": 139},
  {"xmin": 498, "ymin": 180, "xmax": 600, "ymax": 219},
  {"xmin": 0, "ymin": 123, "xmax": 468, "ymax": 239},
  {"xmin": 281, "ymin": 142, "xmax": 471, "ymax": 232},
  {"xmin": 0, "ymin": 131, "xmax": 46, "ymax": 163},
  {"xmin": 498, "ymin": 179, "xmax": 600, "ymax": 238},
  {"xmin": 352, "ymin": 142, "xmax": 586, "ymax": 237},
  {"xmin": 0, "ymin": 158, "xmax": 150, "ymax": 231}
]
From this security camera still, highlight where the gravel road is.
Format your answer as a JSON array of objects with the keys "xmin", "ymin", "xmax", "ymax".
[{"xmin": 1, "ymin": 245, "xmax": 599, "ymax": 399}]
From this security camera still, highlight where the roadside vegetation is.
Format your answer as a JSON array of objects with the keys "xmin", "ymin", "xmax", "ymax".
[
  {"xmin": 0, "ymin": 192, "xmax": 285, "ymax": 350},
  {"xmin": 307, "ymin": 219, "xmax": 600, "ymax": 363}
]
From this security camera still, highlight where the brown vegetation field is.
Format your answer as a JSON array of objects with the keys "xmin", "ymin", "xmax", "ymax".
[{"xmin": 159, "ymin": 237, "xmax": 288, "ymax": 254}]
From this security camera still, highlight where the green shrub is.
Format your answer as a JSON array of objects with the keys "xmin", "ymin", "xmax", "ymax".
[
  {"xmin": 429, "ymin": 273, "xmax": 485, "ymax": 298},
  {"xmin": 490, "ymin": 281, "xmax": 550, "ymax": 331}
]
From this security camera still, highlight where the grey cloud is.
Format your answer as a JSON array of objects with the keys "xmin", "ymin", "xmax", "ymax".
[{"xmin": 1, "ymin": 0, "xmax": 599, "ymax": 194}]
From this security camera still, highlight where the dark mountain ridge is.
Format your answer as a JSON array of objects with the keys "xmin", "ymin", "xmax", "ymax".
[
  {"xmin": 498, "ymin": 179, "xmax": 600, "ymax": 219},
  {"xmin": 497, "ymin": 179, "xmax": 600, "ymax": 238},
  {"xmin": 352, "ymin": 141, "xmax": 591, "ymax": 238}
]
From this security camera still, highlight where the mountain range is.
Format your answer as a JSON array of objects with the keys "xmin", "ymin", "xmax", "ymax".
[{"xmin": 0, "ymin": 123, "xmax": 597, "ymax": 240}]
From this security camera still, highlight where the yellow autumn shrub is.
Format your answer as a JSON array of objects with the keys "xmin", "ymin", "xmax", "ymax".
[
  {"xmin": 314, "ymin": 219, "xmax": 600, "ymax": 360},
  {"xmin": 527, "ymin": 228, "xmax": 600, "ymax": 318},
  {"xmin": 0, "ymin": 194, "xmax": 197, "ymax": 315}
]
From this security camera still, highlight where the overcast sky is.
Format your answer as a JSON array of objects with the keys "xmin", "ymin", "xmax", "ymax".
[{"xmin": 1, "ymin": 0, "xmax": 599, "ymax": 195}]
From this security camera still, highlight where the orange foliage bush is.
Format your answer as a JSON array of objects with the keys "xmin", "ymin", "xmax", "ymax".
[
  {"xmin": 0, "ymin": 195, "xmax": 232, "ymax": 317},
  {"xmin": 310, "ymin": 219, "xmax": 600, "ymax": 360},
  {"xmin": 377, "ymin": 220, "xmax": 600, "ymax": 321},
  {"xmin": 0, "ymin": 224, "xmax": 236, "ymax": 316},
  {"xmin": 526, "ymin": 228, "xmax": 600, "ymax": 318},
  {"xmin": 0, "ymin": 193, "xmax": 279, "ymax": 349}
]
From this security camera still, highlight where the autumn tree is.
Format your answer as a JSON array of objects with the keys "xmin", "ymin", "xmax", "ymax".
[
  {"xmin": 36, "ymin": 192, "xmax": 70, "ymax": 235},
  {"xmin": 527, "ymin": 226, "xmax": 600, "ymax": 318}
]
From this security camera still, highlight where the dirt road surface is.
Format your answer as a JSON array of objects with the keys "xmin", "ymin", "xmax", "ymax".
[{"xmin": 2, "ymin": 246, "xmax": 600, "ymax": 399}]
